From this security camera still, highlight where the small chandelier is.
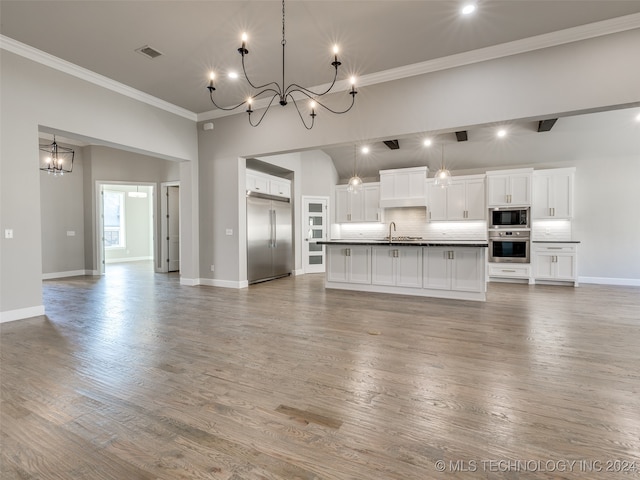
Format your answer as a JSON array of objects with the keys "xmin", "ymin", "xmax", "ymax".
[
  {"xmin": 206, "ymin": 0, "xmax": 357, "ymax": 129},
  {"xmin": 40, "ymin": 135, "xmax": 74, "ymax": 176},
  {"xmin": 347, "ymin": 145, "xmax": 363, "ymax": 194},
  {"xmin": 434, "ymin": 144, "xmax": 452, "ymax": 188}
]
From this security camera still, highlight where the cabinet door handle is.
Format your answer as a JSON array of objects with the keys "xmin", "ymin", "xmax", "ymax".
[
  {"xmin": 552, "ymin": 207, "xmax": 555, "ymax": 216},
  {"xmin": 376, "ymin": 212, "xmax": 379, "ymax": 220},
  {"xmin": 347, "ymin": 213, "xmax": 351, "ymax": 221},
  {"xmin": 393, "ymin": 249, "xmax": 399, "ymax": 258},
  {"xmin": 502, "ymin": 269, "xmax": 516, "ymax": 273},
  {"xmin": 345, "ymin": 248, "xmax": 351, "ymax": 257}
]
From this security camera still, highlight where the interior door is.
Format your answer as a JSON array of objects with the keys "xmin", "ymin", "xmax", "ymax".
[
  {"xmin": 167, "ymin": 186, "xmax": 180, "ymax": 272},
  {"xmin": 302, "ymin": 197, "xmax": 328, "ymax": 274}
]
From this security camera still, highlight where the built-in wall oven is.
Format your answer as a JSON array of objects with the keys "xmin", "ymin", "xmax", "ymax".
[
  {"xmin": 490, "ymin": 207, "xmax": 529, "ymax": 229},
  {"xmin": 489, "ymin": 230, "xmax": 530, "ymax": 263}
]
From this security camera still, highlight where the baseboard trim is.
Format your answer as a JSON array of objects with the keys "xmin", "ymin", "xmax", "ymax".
[
  {"xmin": 198, "ymin": 278, "xmax": 249, "ymax": 289},
  {"xmin": 179, "ymin": 277, "xmax": 200, "ymax": 286},
  {"xmin": 0, "ymin": 305, "xmax": 45, "ymax": 323},
  {"xmin": 42, "ymin": 270, "xmax": 89, "ymax": 280},
  {"xmin": 579, "ymin": 276, "xmax": 640, "ymax": 287},
  {"xmin": 294, "ymin": 269, "xmax": 305, "ymax": 276}
]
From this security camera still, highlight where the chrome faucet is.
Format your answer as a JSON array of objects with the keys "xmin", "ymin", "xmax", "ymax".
[{"xmin": 388, "ymin": 221, "xmax": 396, "ymax": 242}]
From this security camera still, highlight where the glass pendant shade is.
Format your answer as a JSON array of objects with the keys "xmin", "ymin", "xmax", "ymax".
[
  {"xmin": 434, "ymin": 168, "xmax": 452, "ymax": 188},
  {"xmin": 347, "ymin": 175, "xmax": 363, "ymax": 193}
]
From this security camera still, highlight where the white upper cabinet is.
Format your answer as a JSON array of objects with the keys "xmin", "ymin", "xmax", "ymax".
[
  {"xmin": 487, "ymin": 168, "xmax": 533, "ymax": 207},
  {"xmin": 532, "ymin": 168, "xmax": 575, "ymax": 219},
  {"xmin": 379, "ymin": 166, "xmax": 428, "ymax": 208},
  {"xmin": 427, "ymin": 175, "xmax": 485, "ymax": 221},
  {"xmin": 246, "ymin": 169, "xmax": 291, "ymax": 198},
  {"xmin": 335, "ymin": 183, "xmax": 381, "ymax": 223},
  {"xmin": 269, "ymin": 178, "xmax": 291, "ymax": 198}
]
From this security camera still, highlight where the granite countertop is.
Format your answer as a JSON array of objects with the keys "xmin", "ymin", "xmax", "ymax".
[
  {"xmin": 532, "ymin": 240, "xmax": 581, "ymax": 243},
  {"xmin": 318, "ymin": 240, "xmax": 489, "ymax": 247}
]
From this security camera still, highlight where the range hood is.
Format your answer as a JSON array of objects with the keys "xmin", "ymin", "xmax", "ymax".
[{"xmin": 379, "ymin": 166, "xmax": 429, "ymax": 208}]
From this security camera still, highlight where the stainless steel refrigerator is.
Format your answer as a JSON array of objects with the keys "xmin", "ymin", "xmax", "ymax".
[{"xmin": 247, "ymin": 192, "xmax": 293, "ymax": 284}]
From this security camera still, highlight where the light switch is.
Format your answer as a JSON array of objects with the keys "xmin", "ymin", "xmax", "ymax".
[
  {"xmin": 225, "ymin": 229, "xmax": 233, "ymax": 236},
  {"xmin": 67, "ymin": 231, "xmax": 76, "ymax": 236},
  {"xmin": 4, "ymin": 229, "xmax": 13, "ymax": 239}
]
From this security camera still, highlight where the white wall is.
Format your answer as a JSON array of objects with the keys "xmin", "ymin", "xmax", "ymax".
[
  {"xmin": 0, "ymin": 51, "xmax": 197, "ymax": 321},
  {"xmin": 40, "ymin": 140, "xmax": 86, "ymax": 276}
]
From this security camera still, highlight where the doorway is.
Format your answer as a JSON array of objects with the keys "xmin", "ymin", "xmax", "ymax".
[
  {"xmin": 302, "ymin": 196, "xmax": 328, "ymax": 274},
  {"xmin": 97, "ymin": 182, "xmax": 156, "ymax": 275}
]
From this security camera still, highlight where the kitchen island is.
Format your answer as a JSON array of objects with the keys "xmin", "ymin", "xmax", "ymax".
[{"xmin": 318, "ymin": 240, "xmax": 488, "ymax": 302}]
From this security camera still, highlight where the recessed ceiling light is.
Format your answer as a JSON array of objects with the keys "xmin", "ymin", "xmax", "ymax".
[
  {"xmin": 461, "ymin": 3, "xmax": 476, "ymax": 15},
  {"xmin": 361, "ymin": 146, "xmax": 370, "ymax": 154},
  {"xmin": 497, "ymin": 129, "xmax": 507, "ymax": 138},
  {"xmin": 423, "ymin": 139, "xmax": 432, "ymax": 147},
  {"xmin": 228, "ymin": 71, "xmax": 239, "ymax": 79}
]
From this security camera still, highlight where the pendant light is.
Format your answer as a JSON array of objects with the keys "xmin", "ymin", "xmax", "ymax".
[
  {"xmin": 39, "ymin": 135, "xmax": 74, "ymax": 176},
  {"xmin": 128, "ymin": 186, "xmax": 148, "ymax": 198},
  {"xmin": 434, "ymin": 143, "xmax": 452, "ymax": 188},
  {"xmin": 347, "ymin": 145, "xmax": 363, "ymax": 194}
]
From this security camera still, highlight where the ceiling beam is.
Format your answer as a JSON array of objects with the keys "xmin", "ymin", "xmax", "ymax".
[
  {"xmin": 538, "ymin": 118, "xmax": 558, "ymax": 132},
  {"xmin": 455, "ymin": 131, "xmax": 468, "ymax": 142}
]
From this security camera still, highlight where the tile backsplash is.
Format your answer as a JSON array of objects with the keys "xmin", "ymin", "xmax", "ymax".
[
  {"xmin": 334, "ymin": 207, "xmax": 488, "ymax": 240},
  {"xmin": 531, "ymin": 219, "xmax": 572, "ymax": 241}
]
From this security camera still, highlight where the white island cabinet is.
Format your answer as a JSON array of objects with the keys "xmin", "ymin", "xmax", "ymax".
[
  {"xmin": 323, "ymin": 241, "xmax": 487, "ymax": 301},
  {"xmin": 372, "ymin": 246, "xmax": 422, "ymax": 288},
  {"xmin": 423, "ymin": 247, "xmax": 485, "ymax": 294},
  {"xmin": 326, "ymin": 245, "xmax": 371, "ymax": 284}
]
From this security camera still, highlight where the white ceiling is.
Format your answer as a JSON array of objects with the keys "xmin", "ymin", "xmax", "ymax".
[{"xmin": 2, "ymin": 1, "xmax": 640, "ymax": 177}]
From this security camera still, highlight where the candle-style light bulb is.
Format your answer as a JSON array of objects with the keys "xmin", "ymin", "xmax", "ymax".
[
  {"xmin": 246, "ymin": 97, "xmax": 253, "ymax": 113},
  {"xmin": 331, "ymin": 44, "xmax": 341, "ymax": 67},
  {"xmin": 239, "ymin": 32, "xmax": 249, "ymax": 55},
  {"xmin": 208, "ymin": 72, "xmax": 215, "ymax": 89}
]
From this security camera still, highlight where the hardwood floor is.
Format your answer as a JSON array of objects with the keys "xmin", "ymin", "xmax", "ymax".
[{"xmin": 2, "ymin": 262, "xmax": 639, "ymax": 479}]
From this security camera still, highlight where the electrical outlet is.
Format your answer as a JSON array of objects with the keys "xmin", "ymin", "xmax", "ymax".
[
  {"xmin": 67, "ymin": 230, "xmax": 76, "ymax": 236},
  {"xmin": 210, "ymin": 265, "xmax": 215, "ymax": 272},
  {"xmin": 225, "ymin": 229, "xmax": 233, "ymax": 236}
]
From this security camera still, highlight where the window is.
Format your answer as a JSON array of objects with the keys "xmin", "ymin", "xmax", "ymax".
[{"xmin": 104, "ymin": 190, "xmax": 125, "ymax": 248}]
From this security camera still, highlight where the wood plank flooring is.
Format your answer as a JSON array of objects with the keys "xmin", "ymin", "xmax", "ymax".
[{"xmin": 1, "ymin": 262, "xmax": 639, "ymax": 479}]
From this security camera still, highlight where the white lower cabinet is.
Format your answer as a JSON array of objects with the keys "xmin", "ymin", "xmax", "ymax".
[
  {"xmin": 488, "ymin": 263, "xmax": 531, "ymax": 279},
  {"xmin": 532, "ymin": 243, "xmax": 578, "ymax": 285},
  {"xmin": 423, "ymin": 247, "xmax": 485, "ymax": 293},
  {"xmin": 326, "ymin": 245, "xmax": 371, "ymax": 284},
  {"xmin": 372, "ymin": 246, "xmax": 422, "ymax": 288}
]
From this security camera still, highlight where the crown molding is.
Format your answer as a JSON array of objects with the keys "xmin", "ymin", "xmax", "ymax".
[
  {"xmin": 3, "ymin": 10, "xmax": 639, "ymax": 125},
  {"xmin": 197, "ymin": 12, "xmax": 640, "ymax": 122},
  {"xmin": 0, "ymin": 34, "xmax": 197, "ymax": 122}
]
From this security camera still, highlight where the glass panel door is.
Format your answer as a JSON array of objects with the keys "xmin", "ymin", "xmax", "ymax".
[{"xmin": 302, "ymin": 197, "xmax": 328, "ymax": 274}]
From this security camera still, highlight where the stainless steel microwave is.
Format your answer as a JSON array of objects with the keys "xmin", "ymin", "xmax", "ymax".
[{"xmin": 490, "ymin": 207, "xmax": 529, "ymax": 229}]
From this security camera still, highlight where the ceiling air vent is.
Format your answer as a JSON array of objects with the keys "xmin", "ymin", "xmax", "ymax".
[
  {"xmin": 383, "ymin": 139, "xmax": 400, "ymax": 150},
  {"xmin": 135, "ymin": 45, "xmax": 163, "ymax": 59}
]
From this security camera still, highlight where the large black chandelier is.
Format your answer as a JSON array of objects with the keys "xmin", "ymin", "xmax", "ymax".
[{"xmin": 206, "ymin": 0, "xmax": 357, "ymax": 129}]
